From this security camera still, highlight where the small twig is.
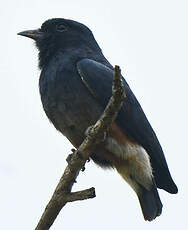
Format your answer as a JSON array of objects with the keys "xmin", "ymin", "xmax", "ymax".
[
  {"xmin": 34, "ymin": 65, "xmax": 125, "ymax": 230},
  {"xmin": 66, "ymin": 187, "xmax": 96, "ymax": 202}
]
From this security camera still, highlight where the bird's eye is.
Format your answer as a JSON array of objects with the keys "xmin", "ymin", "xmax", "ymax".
[{"xmin": 56, "ymin": 24, "xmax": 67, "ymax": 32}]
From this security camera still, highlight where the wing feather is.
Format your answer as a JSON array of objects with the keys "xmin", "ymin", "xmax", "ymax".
[{"xmin": 77, "ymin": 58, "xmax": 177, "ymax": 193}]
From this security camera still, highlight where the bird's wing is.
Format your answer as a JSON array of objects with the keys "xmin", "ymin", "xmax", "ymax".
[{"xmin": 77, "ymin": 58, "xmax": 177, "ymax": 193}]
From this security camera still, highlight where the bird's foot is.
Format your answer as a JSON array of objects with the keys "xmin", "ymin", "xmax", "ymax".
[
  {"xmin": 81, "ymin": 166, "xmax": 85, "ymax": 171},
  {"xmin": 85, "ymin": 126, "xmax": 107, "ymax": 143},
  {"xmin": 71, "ymin": 148, "xmax": 76, "ymax": 153},
  {"xmin": 66, "ymin": 148, "xmax": 76, "ymax": 164}
]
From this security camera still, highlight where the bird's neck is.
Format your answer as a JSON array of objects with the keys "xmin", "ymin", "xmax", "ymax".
[{"xmin": 38, "ymin": 42, "xmax": 102, "ymax": 70}]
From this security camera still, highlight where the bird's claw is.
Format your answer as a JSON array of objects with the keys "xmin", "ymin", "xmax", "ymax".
[
  {"xmin": 87, "ymin": 158, "xmax": 90, "ymax": 162},
  {"xmin": 85, "ymin": 126, "xmax": 107, "ymax": 143},
  {"xmin": 81, "ymin": 166, "xmax": 85, "ymax": 171},
  {"xmin": 66, "ymin": 148, "xmax": 76, "ymax": 164}
]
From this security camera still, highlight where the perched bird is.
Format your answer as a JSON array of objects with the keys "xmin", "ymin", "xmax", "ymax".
[{"xmin": 18, "ymin": 18, "xmax": 178, "ymax": 221}]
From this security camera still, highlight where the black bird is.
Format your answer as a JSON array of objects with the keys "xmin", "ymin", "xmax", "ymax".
[{"xmin": 18, "ymin": 18, "xmax": 178, "ymax": 221}]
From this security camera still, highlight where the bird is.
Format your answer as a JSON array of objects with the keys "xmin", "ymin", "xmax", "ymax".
[{"xmin": 18, "ymin": 18, "xmax": 178, "ymax": 221}]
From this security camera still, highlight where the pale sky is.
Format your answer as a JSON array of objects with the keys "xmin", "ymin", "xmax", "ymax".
[{"xmin": 1, "ymin": 0, "xmax": 188, "ymax": 229}]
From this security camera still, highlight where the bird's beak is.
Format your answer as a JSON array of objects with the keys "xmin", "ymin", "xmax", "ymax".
[{"xmin": 17, "ymin": 29, "xmax": 44, "ymax": 40}]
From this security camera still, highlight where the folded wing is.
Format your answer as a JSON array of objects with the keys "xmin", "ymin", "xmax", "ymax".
[{"xmin": 77, "ymin": 58, "xmax": 178, "ymax": 194}]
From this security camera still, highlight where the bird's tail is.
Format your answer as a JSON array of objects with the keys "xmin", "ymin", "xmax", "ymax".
[
  {"xmin": 116, "ymin": 166, "xmax": 163, "ymax": 221},
  {"xmin": 137, "ymin": 181, "xmax": 163, "ymax": 221}
]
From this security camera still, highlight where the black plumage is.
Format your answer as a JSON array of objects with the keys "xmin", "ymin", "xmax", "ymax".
[{"xmin": 18, "ymin": 18, "xmax": 178, "ymax": 221}]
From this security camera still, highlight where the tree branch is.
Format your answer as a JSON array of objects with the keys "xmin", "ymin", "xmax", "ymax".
[
  {"xmin": 34, "ymin": 65, "xmax": 126, "ymax": 230},
  {"xmin": 66, "ymin": 187, "xmax": 96, "ymax": 202}
]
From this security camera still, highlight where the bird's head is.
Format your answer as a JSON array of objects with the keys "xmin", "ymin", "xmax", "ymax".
[{"xmin": 18, "ymin": 18, "xmax": 101, "ymax": 68}]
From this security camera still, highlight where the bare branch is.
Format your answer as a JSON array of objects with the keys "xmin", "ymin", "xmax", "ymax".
[
  {"xmin": 35, "ymin": 65, "xmax": 125, "ymax": 230},
  {"xmin": 66, "ymin": 188, "xmax": 96, "ymax": 202}
]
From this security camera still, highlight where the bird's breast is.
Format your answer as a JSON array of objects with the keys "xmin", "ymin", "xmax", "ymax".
[{"xmin": 39, "ymin": 65, "xmax": 104, "ymax": 147}]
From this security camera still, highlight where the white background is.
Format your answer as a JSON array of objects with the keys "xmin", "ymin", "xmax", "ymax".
[{"xmin": 1, "ymin": 0, "xmax": 187, "ymax": 229}]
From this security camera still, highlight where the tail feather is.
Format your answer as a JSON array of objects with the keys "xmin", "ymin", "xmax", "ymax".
[
  {"xmin": 137, "ymin": 182, "xmax": 163, "ymax": 221},
  {"xmin": 116, "ymin": 165, "xmax": 162, "ymax": 221}
]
